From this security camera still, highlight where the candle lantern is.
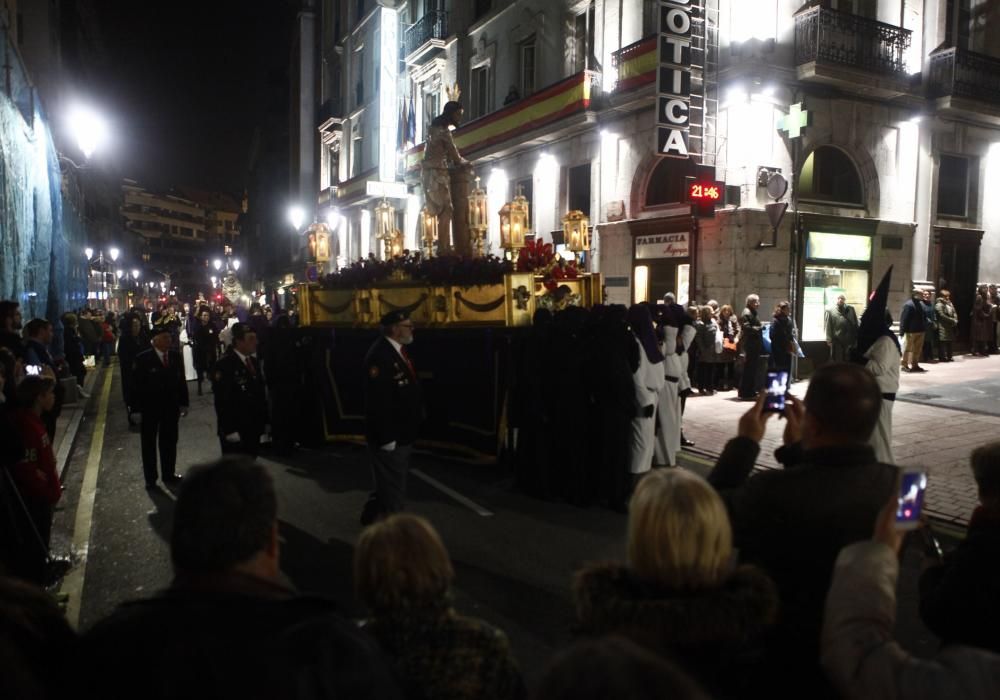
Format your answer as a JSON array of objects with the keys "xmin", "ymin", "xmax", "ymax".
[
  {"xmin": 468, "ymin": 176, "xmax": 488, "ymax": 229},
  {"xmin": 499, "ymin": 203, "xmax": 512, "ymax": 251},
  {"xmin": 562, "ymin": 210, "xmax": 590, "ymax": 253},
  {"xmin": 306, "ymin": 221, "xmax": 331, "ymax": 263},
  {"xmin": 468, "ymin": 176, "xmax": 488, "ymax": 257},
  {"xmin": 375, "ymin": 198, "xmax": 396, "ymax": 260},
  {"xmin": 509, "ymin": 189, "xmax": 529, "ymax": 251},
  {"xmin": 420, "ymin": 207, "xmax": 439, "ymax": 257}
]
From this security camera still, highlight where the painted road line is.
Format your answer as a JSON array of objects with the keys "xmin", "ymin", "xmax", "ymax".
[
  {"xmin": 411, "ymin": 468, "xmax": 495, "ymax": 517},
  {"xmin": 61, "ymin": 368, "xmax": 113, "ymax": 629}
]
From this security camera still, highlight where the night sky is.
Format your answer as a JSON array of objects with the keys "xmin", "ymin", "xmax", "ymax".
[{"xmin": 84, "ymin": 1, "xmax": 294, "ymax": 195}]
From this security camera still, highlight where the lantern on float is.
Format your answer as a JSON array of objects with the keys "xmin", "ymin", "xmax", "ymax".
[
  {"xmin": 562, "ymin": 210, "xmax": 590, "ymax": 253},
  {"xmin": 374, "ymin": 198, "xmax": 396, "ymax": 260},
  {"xmin": 509, "ymin": 189, "xmax": 529, "ymax": 250},
  {"xmin": 468, "ymin": 176, "xmax": 488, "ymax": 256},
  {"xmin": 420, "ymin": 207, "xmax": 439, "ymax": 256}
]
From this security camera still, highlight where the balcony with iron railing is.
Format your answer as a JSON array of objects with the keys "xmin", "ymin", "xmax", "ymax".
[
  {"xmin": 611, "ymin": 35, "xmax": 656, "ymax": 92},
  {"xmin": 928, "ymin": 47, "xmax": 1000, "ymax": 117},
  {"xmin": 403, "ymin": 10, "xmax": 449, "ymax": 63},
  {"xmin": 794, "ymin": 6, "xmax": 912, "ymax": 96}
]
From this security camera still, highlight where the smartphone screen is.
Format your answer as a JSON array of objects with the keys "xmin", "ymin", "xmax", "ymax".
[
  {"xmin": 895, "ymin": 470, "xmax": 928, "ymax": 530},
  {"xmin": 764, "ymin": 370, "xmax": 789, "ymax": 413}
]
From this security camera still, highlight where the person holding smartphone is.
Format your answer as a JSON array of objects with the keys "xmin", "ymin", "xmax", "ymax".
[
  {"xmin": 706, "ymin": 363, "xmax": 896, "ymax": 694},
  {"xmin": 822, "ymin": 475, "xmax": 1000, "ymax": 699},
  {"xmin": 918, "ymin": 441, "xmax": 1000, "ymax": 653}
]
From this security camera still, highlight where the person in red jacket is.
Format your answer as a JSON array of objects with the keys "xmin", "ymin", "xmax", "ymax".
[{"xmin": 10, "ymin": 375, "xmax": 61, "ymax": 551}]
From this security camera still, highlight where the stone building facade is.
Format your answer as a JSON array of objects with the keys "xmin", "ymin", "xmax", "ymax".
[{"xmin": 308, "ymin": 0, "xmax": 1000, "ymax": 362}]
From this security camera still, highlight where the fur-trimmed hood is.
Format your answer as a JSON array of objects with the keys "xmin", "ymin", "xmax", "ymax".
[{"xmin": 573, "ymin": 562, "xmax": 778, "ymax": 653}]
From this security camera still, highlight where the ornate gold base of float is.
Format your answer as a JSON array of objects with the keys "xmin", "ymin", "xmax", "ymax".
[{"xmin": 298, "ymin": 273, "xmax": 602, "ymax": 327}]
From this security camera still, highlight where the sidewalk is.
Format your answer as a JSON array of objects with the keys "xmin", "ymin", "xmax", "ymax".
[{"xmin": 681, "ymin": 353, "xmax": 1000, "ymax": 526}]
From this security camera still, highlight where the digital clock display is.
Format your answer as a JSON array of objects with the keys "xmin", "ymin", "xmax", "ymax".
[{"xmin": 688, "ymin": 182, "xmax": 722, "ymax": 201}]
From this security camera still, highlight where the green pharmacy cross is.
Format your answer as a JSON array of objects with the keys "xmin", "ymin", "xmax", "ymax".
[{"xmin": 779, "ymin": 103, "xmax": 811, "ymax": 138}]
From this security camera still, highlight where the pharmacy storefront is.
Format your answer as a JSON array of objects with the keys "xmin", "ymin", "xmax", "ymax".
[
  {"xmin": 631, "ymin": 216, "xmax": 696, "ymax": 305},
  {"xmin": 797, "ymin": 216, "xmax": 876, "ymax": 362}
]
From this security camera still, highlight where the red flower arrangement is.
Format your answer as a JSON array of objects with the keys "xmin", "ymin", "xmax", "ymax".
[{"xmin": 515, "ymin": 239, "xmax": 579, "ymax": 290}]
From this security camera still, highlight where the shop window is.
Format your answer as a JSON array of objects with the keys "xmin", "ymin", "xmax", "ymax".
[
  {"xmin": 568, "ymin": 163, "xmax": 591, "ymax": 217},
  {"xmin": 937, "ymin": 154, "xmax": 969, "ymax": 218},
  {"xmin": 644, "ymin": 157, "xmax": 697, "ymax": 207},
  {"xmin": 798, "ymin": 146, "xmax": 864, "ymax": 206}
]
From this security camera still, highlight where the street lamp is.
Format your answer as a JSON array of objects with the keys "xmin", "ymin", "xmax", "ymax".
[
  {"xmin": 232, "ymin": 259, "xmax": 241, "ymax": 271},
  {"xmin": 288, "ymin": 206, "xmax": 305, "ymax": 231},
  {"xmin": 84, "ymin": 246, "xmax": 94, "ymax": 261},
  {"xmin": 213, "ymin": 259, "xmax": 223, "ymax": 271},
  {"xmin": 131, "ymin": 269, "xmax": 139, "ymax": 280},
  {"xmin": 109, "ymin": 247, "xmax": 120, "ymax": 262},
  {"xmin": 67, "ymin": 105, "xmax": 109, "ymax": 160}
]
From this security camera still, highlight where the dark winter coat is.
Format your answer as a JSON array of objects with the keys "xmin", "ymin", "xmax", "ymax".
[
  {"xmin": 695, "ymin": 319, "xmax": 720, "ymax": 363},
  {"xmin": 739, "ymin": 307, "xmax": 763, "ymax": 356},
  {"xmin": 573, "ymin": 562, "xmax": 778, "ymax": 698},
  {"xmin": 76, "ymin": 572, "xmax": 402, "ymax": 700},
  {"xmin": 899, "ymin": 297, "xmax": 927, "ymax": 334},
  {"xmin": 707, "ymin": 437, "xmax": 897, "ymax": 691},
  {"xmin": 935, "ymin": 298, "xmax": 958, "ymax": 342},
  {"xmin": 364, "ymin": 599, "xmax": 526, "ymax": 700},
  {"xmin": 919, "ymin": 506, "xmax": 1000, "ymax": 653},
  {"xmin": 77, "ymin": 317, "xmax": 101, "ymax": 355}
]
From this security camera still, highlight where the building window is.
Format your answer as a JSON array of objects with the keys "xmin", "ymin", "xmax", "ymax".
[
  {"xmin": 827, "ymin": 0, "xmax": 878, "ymax": 18},
  {"xmin": 520, "ymin": 38, "xmax": 536, "ymax": 96},
  {"xmin": 352, "ymin": 133, "xmax": 364, "ymax": 178},
  {"xmin": 645, "ymin": 157, "xmax": 697, "ymax": 207},
  {"xmin": 568, "ymin": 163, "xmax": 591, "ymax": 217},
  {"xmin": 797, "ymin": 146, "xmax": 864, "ymax": 206},
  {"xmin": 573, "ymin": 2, "xmax": 597, "ymax": 73},
  {"xmin": 470, "ymin": 65, "xmax": 490, "ymax": 119},
  {"xmin": 937, "ymin": 154, "xmax": 970, "ymax": 218},
  {"xmin": 422, "ymin": 86, "xmax": 440, "ymax": 141}
]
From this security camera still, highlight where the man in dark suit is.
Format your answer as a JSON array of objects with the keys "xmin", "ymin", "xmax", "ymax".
[
  {"xmin": 360, "ymin": 311, "xmax": 422, "ymax": 526},
  {"xmin": 131, "ymin": 325, "xmax": 189, "ymax": 488},
  {"xmin": 213, "ymin": 322, "xmax": 267, "ymax": 458}
]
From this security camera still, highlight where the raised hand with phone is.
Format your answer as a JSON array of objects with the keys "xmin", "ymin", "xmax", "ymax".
[{"xmin": 707, "ymin": 363, "xmax": 898, "ymax": 692}]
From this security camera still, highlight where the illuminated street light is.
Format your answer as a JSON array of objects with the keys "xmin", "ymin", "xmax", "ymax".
[
  {"xmin": 213, "ymin": 259, "xmax": 223, "ymax": 271},
  {"xmin": 131, "ymin": 269, "xmax": 140, "ymax": 280},
  {"xmin": 288, "ymin": 206, "xmax": 305, "ymax": 231},
  {"xmin": 109, "ymin": 247, "xmax": 120, "ymax": 262},
  {"xmin": 232, "ymin": 259, "xmax": 241, "ymax": 271},
  {"xmin": 115, "ymin": 269, "xmax": 124, "ymax": 280},
  {"xmin": 84, "ymin": 247, "xmax": 94, "ymax": 260},
  {"xmin": 68, "ymin": 105, "xmax": 109, "ymax": 160}
]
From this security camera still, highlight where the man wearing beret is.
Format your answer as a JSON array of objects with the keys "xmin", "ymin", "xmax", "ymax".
[
  {"xmin": 213, "ymin": 322, "xmax": 268, "ymax": 458},
  {"xmin": 131, "ymin": 325, "xmax": 189, "ymax": 488},
  {"xmin": 360, "ymin": 310, "xmax": 423, "ymax": 525}
]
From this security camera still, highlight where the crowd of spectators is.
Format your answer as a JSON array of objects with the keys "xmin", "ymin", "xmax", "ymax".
[{"xmin": 4, "ymin": 289, "xmax": 1000, "ymax": 698}]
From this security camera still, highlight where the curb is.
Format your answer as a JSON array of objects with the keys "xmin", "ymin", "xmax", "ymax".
[{"xmin": 56, "ymin": 365, "xmax": 102, "ymax": 481}]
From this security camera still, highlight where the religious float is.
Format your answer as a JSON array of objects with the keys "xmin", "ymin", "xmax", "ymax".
[{"xmin": 293, "ymin": 111, "xmax": 601, "ymax": 460}]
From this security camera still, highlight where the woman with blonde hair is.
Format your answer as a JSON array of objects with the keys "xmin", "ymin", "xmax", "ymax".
[
  {"xmin": 355, "ymin": 514, "xmax": 526, "ymax": 700},
  {"xmin": 573, "ymin": 469, "xmax": 777, "ymax": 698}
]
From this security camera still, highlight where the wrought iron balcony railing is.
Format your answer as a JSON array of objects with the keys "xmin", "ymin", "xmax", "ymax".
[
  {"xmin": 403, "ymin": 10, "xmax": 449, "ymax": 59},
  {"xmin": 928, "ymin": 47, "xmax": 1000, "ymax": 107},
  {"xmin": 794, "ymin": 6, "xmax": 911, "ymax": 77}
]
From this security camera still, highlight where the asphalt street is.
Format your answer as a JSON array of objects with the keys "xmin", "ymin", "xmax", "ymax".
[{"xmin": 52, "ymin": 362, "xmax": 961, "ymax": 685}]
